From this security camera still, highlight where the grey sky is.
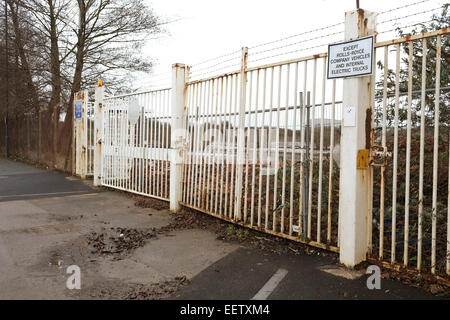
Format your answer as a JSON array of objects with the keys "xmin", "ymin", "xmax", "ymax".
[{"xmin": 139, "ymin": 0, "xmax": 447, "ymax": 90}]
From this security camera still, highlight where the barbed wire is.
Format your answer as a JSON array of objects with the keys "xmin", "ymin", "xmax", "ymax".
[
  {"xmin": 377, "ymin": 19, "xmax": 436, "ymax": 35},
  {"xmin": 189, "ymin": 62, "xmax": 241, "ymax": 80},
  {"xmin": 378, "ymin": 0, "xmax": 432, "ymax": 15},
  {"xmin": 140, "ymin": 0, "xmax": 441, "ymax": 87},
  {"xmin": 190, "ymin": 50, "xmax": 241, "ymax": 68},
  {"xmin": 189, "ymin": 55, "xmax": 241, "ymax": 74},
  {"xmin": 250, "ymin": 30, "xmax": 343, "ymax": 57},
  {"xmin": 248, "ymin": 42, "xmax": 330, "ymax": 65},
  {"xmin": 378, "ymin": 6, "xmax": 443, "ymax": 25},
  {"xmin": 248, "ymin": 22, "xmax": 344, "ymax": 50}
]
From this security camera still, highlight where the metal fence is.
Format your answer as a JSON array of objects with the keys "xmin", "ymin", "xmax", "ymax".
[
  {"xmin": 369, "ymin": 29, "xmax": 450, "ymax": 278},
  {"xmin": 101, "ymin": 89, "xmax": 171, "ymax": 201},
  {"xmin": 85, "ymin": 12, "xmax": 449, "ymax": 282},
  {"xmin": 181, "ymin": 52, "xmax": 343, "ymax": 252}
]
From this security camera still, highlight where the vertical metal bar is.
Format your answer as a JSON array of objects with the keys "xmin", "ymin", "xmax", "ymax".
[
  {"xmin": 199, "ymin": 81, "xmax": 207, "ymax": 208},
  {"xmin": 158, "ymin": 92, "xmax": 163, "ymax": 197},
  {"xmin": 114, "ymin": 102, "xmax": 118, "ymax": 188},
  {"xmin": 368, "ymin": 46, "xmax": 377, "ymax": 254},
  {"xmin": 220, "ymin": 77, "xmax": 229, "ymax": 216},
  {"xmin": 391, "ymin": 44, "xmax": 400, "ymax": 264},
  {"xmin": 265, "ymin": 67, "xmax": 275, "ymax": 230},
  {"xmin": 299, "ymin": 61, "xmax": 308, "ymax": 238},
  {"xmin": 193, "ymin": 82, "xmax": 202, "ymax": 208},
  {"xmin": 289, "ymin": 63, "xmax": 299, "ymax": 236},
  {"xmin": 165, "ymin": 90, "xmax": 170, "ymax": 199},
  {"xmin": 224, "ymin": 77, "xmax": 231, "ymax": 217},
  {"xmin": 202, "ymin": 81, "xmax": 211, "ymax": 209},
  {"xmin": 187, "ymin": 84, "xmax": 195, "ymax": 205},
  {"xmin": 230, "ymin": 74, "xmax": 239, "ymax": 217},
  {"xmin": 251, "ymin": 70, "xmax": 260, "ymax": 226},
  {"xmin": 431, "ymin": 35, "xmax": 441, "ymax": 274},
  {"xmin": 327, "ymin": 79, "xmax": 336, "ymax": 243},
  {"xmin": 149, "ymin": 93, "xmax": 155, "ymax": 196},
  {"xmin": 205, "ymin": 80, "xmax": 213, "ymax": 211},
  {"xmin": 273, "ymin": 66, "xmax": 282, "ymax": 231},
  {"xmin": 140, "ymin": 100, "xmax": 144, "ymax": 193},
  {"xmin": 281, "ymin": 64, "xmax": 290, "ymax": 234},
  {"xmin": 304, "ymin": 94, "xmax": 311, "ymax": 238},
  {"xmin": 380, "ymin": 45, "xmax": 388, "ymax": 260},
  {"xmin": 258, "ymin": 69, "xmax": 267, "ymax": 228},
  {"xmin": 244, "ymin": 71, "xmax": 253, "ymax": 223},
  {"xmin": 216, "ymin": 77, "xmax": 225, "ymax": 215},
  {"xmin": 404, "ymin": 41, "xmax": 413, "ymax": 266},
  {"xmin": 308, "ymin": 58, "xmax": 317, "ymax": 239},
  {"xmin": 185, "ymin": 85, "xmax": 193, "ymax": 204},
  {"xmin": 144, "ymin": 94, "xmax": 149, "ymax": 195},
  {"xmin": 317, "ymin": 57, "xmax": 326, "ymax": 243},
  {"xmin": 212, "ymin": 79, "xmax": 220, "ymax": 214}
]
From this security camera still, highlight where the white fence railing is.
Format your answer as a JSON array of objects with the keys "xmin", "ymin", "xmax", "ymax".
[
  {"xmin": 101, "ymin": 89, "xmax": 171, "ymax": 200},
  {"xmin": 78, "ymin": 9, "xmax": 449, "ymax": 283}
]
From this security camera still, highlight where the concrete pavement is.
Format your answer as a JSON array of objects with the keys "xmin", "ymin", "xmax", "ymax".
[{"xmin": 0, "ymin": 157, "xmax": 441, "ymax": 300}]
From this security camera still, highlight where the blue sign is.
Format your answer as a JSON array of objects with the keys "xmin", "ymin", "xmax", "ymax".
[{"xmin": 75, "ymin": 100, "xmax": 82, "ymax": 119}]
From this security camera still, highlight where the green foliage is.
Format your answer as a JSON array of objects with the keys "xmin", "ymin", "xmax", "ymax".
[{"xmin": 375, "ymin": 4, "xmax": 449, "ymax": 127}]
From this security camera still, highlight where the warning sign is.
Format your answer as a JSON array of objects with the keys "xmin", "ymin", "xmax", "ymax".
[{"xmin": 327, "ymin": 36, "xmax": 374, "ymax": 79}]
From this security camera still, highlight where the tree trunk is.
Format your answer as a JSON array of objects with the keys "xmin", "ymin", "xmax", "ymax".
[{"xmin": 60, "ymin": 0, "xmax": 87, "ymax": 171}]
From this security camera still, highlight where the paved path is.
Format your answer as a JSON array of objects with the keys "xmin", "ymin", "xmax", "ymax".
[
  {"xmin": 0, "ymin": 157, "xmax": 442, "ymax": 300},
  {"xmin": 0, "ymin": 158, "xmax": 93, "ymax": 201},
  {"xmin": 173, "ymin": 248, "xmax": 437, "ymax": 300}
]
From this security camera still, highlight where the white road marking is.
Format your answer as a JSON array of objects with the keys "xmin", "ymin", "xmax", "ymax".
[
  {"xmin": 0, "ymin": 191, "xmax": 90, "ymax": 199},
  {"xmin": 251, "ymin": 268, "xmax": 288, "ymax": 300}
]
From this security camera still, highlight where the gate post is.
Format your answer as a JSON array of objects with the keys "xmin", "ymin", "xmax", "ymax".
[
  {"xmin": 73, "ymin": 90, "xmax": 89, "ymax": 178},
  {"xmin": 94, "ymin": 81, "xmax": 104, "ymax": 187},
  {"xmin": 338, "ymin": 9, "xmax": 377, "ymax": 267},
  {"xmin": 170, "ymin": 63, "xmax": 187, "ymax": 212}
]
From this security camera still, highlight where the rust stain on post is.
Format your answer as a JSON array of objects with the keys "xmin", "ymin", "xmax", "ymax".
[{"xmin": 365, "ymin": 107, "xmax": 372, "ymax": 150}]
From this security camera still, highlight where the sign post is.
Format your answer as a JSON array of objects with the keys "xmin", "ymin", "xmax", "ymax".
[{"xmin": 337, "ymin": 9, "xmax": 376, "ymax": 268}]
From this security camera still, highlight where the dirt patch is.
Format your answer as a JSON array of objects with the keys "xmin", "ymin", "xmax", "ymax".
[
  {"xmin": 69, "ymin": 276, "xmax": 189, "ymax": 300},
  {"xmin": 162, "ymin": 207, "xmax": 337, "ymax": 259},
  {"xmin": 87, "ymin": 227, "xmax": 156, "ymax": 258},
  {"xmin": 133, "ymin": 196, "xmax": 169, "ymax": 211},
  {"xmin": 124, "ymin": 276, "xmax": 190, "ymax": 300},
  {"xmin": 100, "ymin": 188, "xmax": 170, "ymax": 211}
]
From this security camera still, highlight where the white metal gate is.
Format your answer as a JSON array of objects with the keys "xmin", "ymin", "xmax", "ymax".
[
  {"xmin": 180, "ymin": 52, "xmax": 342, "ymax": 252},
  {"xmin": 370, "ymin": 29, "xmax": 450, "ymax": 278},
  {"xmin": 101, "ymin": 89, "xmax": 171, "ymax": 201}
]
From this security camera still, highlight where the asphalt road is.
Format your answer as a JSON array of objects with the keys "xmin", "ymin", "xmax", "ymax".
[
  {"xmin": 0, "ymin": 157, "xmax": 442, "ymax": 300},
  {"xmin": 173, "ymin": 247, "xmax": 437, "ymax": 300},
  {"xmin": 0, "ymin": 158, "xmax": 94, "ymax": 202}
]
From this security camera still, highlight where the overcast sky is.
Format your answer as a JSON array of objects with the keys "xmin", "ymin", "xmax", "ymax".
[{"xmin": 140, "ymin": 0, "xmax": 447, "ymax": 89}]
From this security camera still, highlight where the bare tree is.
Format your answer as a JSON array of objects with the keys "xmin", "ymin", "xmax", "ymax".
[{"xmin": 0, "ymin": 0, "xmax": 166, "ymax": 169}]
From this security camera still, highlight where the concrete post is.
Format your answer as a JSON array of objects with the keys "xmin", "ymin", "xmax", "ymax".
[
  {"xmin": 80, "ymin": 90, "xmax": 88, "ymax": 179},
  {"xmin": 338, "ymin": 9, "xmax": 377, "ymax": 267},
  {"xmin": 94, "ymin": 82, "xmax": 104, "ymax": 187},
  {"xmin": 73, "ymin": 90, "xmax": 88, "ymax": 178},
  {"xmin": 170, "ymin": 63, "xmax": 187, "ymax": 212}
]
